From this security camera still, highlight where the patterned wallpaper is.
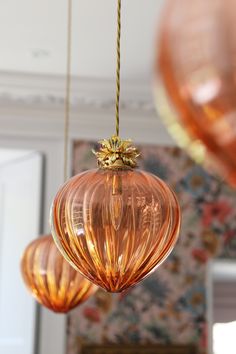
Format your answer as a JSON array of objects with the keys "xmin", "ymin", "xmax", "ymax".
[{"xmin": 67, "ymin": 141, "xmax": 236, "ymax": 354}]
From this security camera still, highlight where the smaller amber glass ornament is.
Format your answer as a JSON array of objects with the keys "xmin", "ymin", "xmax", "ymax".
[
  {"xmin": 21, "ymin": 235, "xmax": 97, "ymax": 313},
  {"xmin": 156, "ymin": 0, "xmax": 236, "ymax": 186},
  {"xmin": 51, "ymin": 136, "xmax": 181, "ymax": 293}
]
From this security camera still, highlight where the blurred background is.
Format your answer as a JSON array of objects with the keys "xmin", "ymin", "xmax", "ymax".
[{"xmin": 1, "ymin": 1, "xmax": 236, "ymax": 354}]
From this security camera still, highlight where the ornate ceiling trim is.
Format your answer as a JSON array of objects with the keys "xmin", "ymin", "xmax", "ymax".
[
  {"xmin": 0, "ymin": 71, "xmax": 155, "ymax": 112},
  {"xmin": 0, "ymin": 71, "xmax": 174, "ymax": 146}
]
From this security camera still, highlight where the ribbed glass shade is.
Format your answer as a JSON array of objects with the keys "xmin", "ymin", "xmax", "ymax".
[
  {"xmin": 157, "ymin": 0, "xmax": 236, "ymax": 186},
  {"xmin": 21, "ymin": 235, "xmax": 97, "ymax": 313},
  {"xmin": 51, "ymin": 168, "xmax": 181, "ymax": 293}
]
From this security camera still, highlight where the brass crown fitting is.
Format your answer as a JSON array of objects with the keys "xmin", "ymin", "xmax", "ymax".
[{"xmin": 93, "ymin": 135, "xmax": 140, "ymax": 169}]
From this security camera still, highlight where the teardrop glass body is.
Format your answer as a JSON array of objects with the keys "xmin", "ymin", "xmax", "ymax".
[
  {"xmin": 157, "ymin": 0, "xmax": 236, "ymax": 186},
  {"xmin": 21, "ymin": 235, "xmax": 97, "ymax": 313},
  {"xmin": 51, "ymin": 168, "xmax": 181, "ymax": 293}
]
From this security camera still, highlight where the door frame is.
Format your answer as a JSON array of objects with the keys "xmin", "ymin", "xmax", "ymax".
[{"xmin": 0, "ymin": 135, "xmax": 67, "ymax": 354}]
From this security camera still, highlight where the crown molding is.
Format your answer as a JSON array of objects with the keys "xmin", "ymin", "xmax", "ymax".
[
  {"xmin": 0, "ymin": 70, "xmax": 155, "ymax": 112},
  {"xmin": 0, "ymin": 70, "xmax": 175, "ymax": 146}
]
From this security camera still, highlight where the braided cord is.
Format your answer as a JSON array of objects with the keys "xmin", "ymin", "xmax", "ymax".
[
  {"xmin": 64, "ymin": 0, "xmax": 72, "ymax": 182},
  {"xmin": 115, "ymin": 0, "xmax": 121, "ymax": 137}
]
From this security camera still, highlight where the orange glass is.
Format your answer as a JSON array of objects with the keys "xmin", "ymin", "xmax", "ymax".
[
  {"xmin": 21, "ymin": 235, "xmax": 97, "ymax": 313},
  {"xmin": 157, "ymin": 0, "xmax": 236, "ymax": 186},
  {"xmin": 51, "ymin": 168, "xmax": 181, "ymax": 293}
]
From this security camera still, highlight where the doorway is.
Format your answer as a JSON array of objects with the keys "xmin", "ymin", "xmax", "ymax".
[
  {"xmin": 0, "ymin": 148, "xmax": 42, "ymax": 354},
  {"xmin": 208, "ymin": 260, "xmax": 236, "ymax": 354}
]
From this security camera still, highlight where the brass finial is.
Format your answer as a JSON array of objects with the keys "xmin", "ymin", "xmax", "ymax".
[{"xmin": 93, "ymin": 135, "xmax": 140, "ymax": 169}]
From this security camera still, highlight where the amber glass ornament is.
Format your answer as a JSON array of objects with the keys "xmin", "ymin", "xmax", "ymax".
[
  {"xmin": 51, "ymin": 136, "xmax": 181, "ymax": 293},
  {"xmin": 21, "ymin": 235, "xmax": 97, "ymax": 313},
  {"xmin": 157, "ymin": 0, "xmax": 236, "ymax": 186}
]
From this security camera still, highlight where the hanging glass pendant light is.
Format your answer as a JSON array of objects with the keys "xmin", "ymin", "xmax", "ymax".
[
  {"xmin": 21, "ymin": 0, "xmax": 97, "ymax": 312},
  {"xmin": 156, "ymin": 0, "xmax": 236, "ymax": 186},
  {"xmin": 21, "ymin": 235, "xmax": 97, "ymax": 313},
  {"xmin": 51, "ymin": 0, "xmax": 181, "ymax": 293}
]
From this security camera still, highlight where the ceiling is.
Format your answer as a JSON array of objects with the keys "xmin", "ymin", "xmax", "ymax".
[{"xmin": 0, "ymin": 0, "xmax": 164, "ymax": 81}]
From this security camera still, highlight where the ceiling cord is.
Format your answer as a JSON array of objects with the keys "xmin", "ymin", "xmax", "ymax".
[
  {"xmin": 64, "ymin": 0, "xmax": 72, "ymax": 182},
  {"xmin": 115, "ymin": 0, "xmax": 121, "ymax": 137}
]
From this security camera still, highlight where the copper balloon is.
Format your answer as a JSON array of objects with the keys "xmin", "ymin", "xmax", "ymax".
[
  {"xmin": 51, "ymin": 168, "xmax": 181, "ymax": 293},
  {"xmin": 21, "ymin": 235, "xmax": 97, "ymax": 313},
  {"xmin": 157, "ymin": 0, "xmax": 236, "ymax": 186}
]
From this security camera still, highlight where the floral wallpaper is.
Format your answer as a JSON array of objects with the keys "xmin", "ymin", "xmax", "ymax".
[{"xmin": 67, "ymin": 142, "xmax": 236, "ymax": 354}]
